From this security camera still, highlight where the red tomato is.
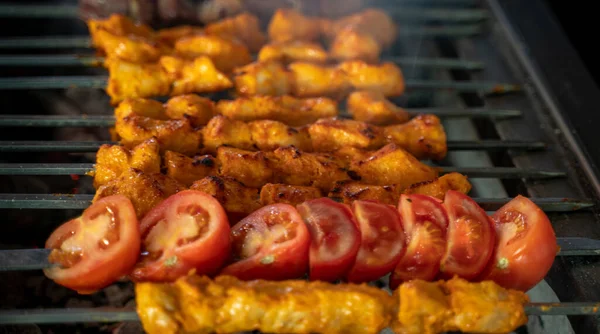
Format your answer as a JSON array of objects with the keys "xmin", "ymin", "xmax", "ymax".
[
  {"xmin": 480, "ymin": 195, "xmax": 558, "ymax": 291},
  {"xmin": 221, "ymin": 203, "xmax": 310, "ymax": 280},
  {"xmin": 44, "ymin": 195, "xmax": 140, "ymax": 294},
  {"xmin": 130, "ymin": 190, "xmax": 231, "ymax": 282},
  {"xmin": 440, "ymin": 190, "xmax": 495, "ymax": 280},
  {"xmin": 346, "ymin": 200, "xmax": 405, "ymax": 283},
  {"xmin": 296, "ymin": 198, "xmax": 361, "ymax": 281},
  {"xmin": 390, "ymin": 194, "xmax": 447, "ymax": 289}
]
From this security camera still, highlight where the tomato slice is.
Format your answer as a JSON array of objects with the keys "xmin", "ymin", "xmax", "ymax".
[
  {"xmin": 390, "ymin": 194, "xmax": 447, "ymax": 289},
  {"xmin": 221, "ymin": 203, "xmax": 310, "ymax": 280},
  {"xmin": 296, "ymin": 198, "xmax": 361, "ymax": 281},
  {"xmin": 346, "ymin": 200, "xmax": 405, "ymax": 283},
  {"xmin": 44, "ymin": 195, "xmax": 140, "ymax": 294},
  {"xmin": 480, "ymin": 195, "xmax": 558, "ymax": 291},
  {"xmin": 130, "ymin": 190, "xmax": 231, "ymax": 282},
  {"xmin": 440, "ymin": 190, "xmax": 495, "ymax": 280}
]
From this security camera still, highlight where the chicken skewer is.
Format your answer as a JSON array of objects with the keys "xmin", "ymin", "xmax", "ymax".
[{"xmin": 135, "ymin": 274, "xmax": 529, "ymax": 334}]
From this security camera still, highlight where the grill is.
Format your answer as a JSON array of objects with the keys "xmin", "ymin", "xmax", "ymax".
[{"xmin": 0, "ymin": 0, "xmax": 599, "ymax": 333}]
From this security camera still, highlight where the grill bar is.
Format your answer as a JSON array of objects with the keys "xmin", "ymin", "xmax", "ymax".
[
  {"xmin": 0, "ymin": 109, "xmax": 521, "ymax": 128},
  {"xmin": 0, "ymin": 194, "xmax": 586, "ymax": 212},
  {"xmin": 1, "ymin": 237, "xmax": 597, "ymax": 271},
  {"xmin": 0, "ymin": 302, "xmax": 599, "ymax": 325},
  {"xmin": 0, "ymin": 140, "xmax": 544, "ymax": 152},
  {"xmin": 0, "ymin": 55, "xmax": 485, "ymax": 71},
  {"xmin": 0, "ymin": 76, "xmax": 519, "ymax": 95}
]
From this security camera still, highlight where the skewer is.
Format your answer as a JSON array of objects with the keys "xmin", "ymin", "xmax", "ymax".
[
  {"xmin": 0, "ymin": 236, "xmax": 598, "ymax": 272},
  {"xmin": 0, "ymin": 4, "xmax": 488, "ymax": 22},
  {"xmin": 0, "ymin": 55, "xmax": 485, "ymax": 71},
  {"xmin": 0, "ymin": 194, "xmax": 587, "ymax": 212},
  {"xmin": 0, "ymin": 76, "xmax": 520, "ymax": 95},
  {"xmin": 0, "ymin": 109, "xmax": 521, "ymax": 128},
  {"xmin": 0, "ymin": 140, "xmax": 547, "ymax": 153}
]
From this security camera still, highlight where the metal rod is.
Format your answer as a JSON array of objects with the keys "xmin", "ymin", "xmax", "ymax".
[
  {"xmin": 0, "ymin": 76, "xmax": 519, "ymax": 96},
  {"xmin": 0, "ymin": 163, "xmax": 565, "ymax": 179},
  {"xmin": 399, "ymin": 25, "xmax": 483, "ymax": 37},
  {"xmin": 0, "ymin": 4, "xmax": 79, "ymax": 18},
  {"xmin": 0, "ymin": 55, "xmax": 484, "ymax": 71},
  {"xmin": 0, "ymin": 236, "xmax": 597, "ymax": 272},
  {"xmin": 0, "ymin": 37, "xmax": 92, "ymax": 49},
  {"xmin": 391, "ymin": 8, "xmax": 489, "ymax": 22},
  {"xmin": 0, "ymin": 109, "xmax": 521, "ymax": 128},
  {"xmin": 0, "ymin": 140, "xmax": 544, "ymax": 152}
]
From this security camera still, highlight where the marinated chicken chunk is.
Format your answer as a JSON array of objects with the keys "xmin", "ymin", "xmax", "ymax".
[
  {"xmin": 156, "ymin": 25, "xmax": 204, "ymax": 46},
  {"xmin": 93, "ymin": 168, "xmax": 185, "ymax": 218},
  {"xmin": 325, "ymin": 8, "xmax": 397, "ymax": 48},
  {"xmin": 190, "ymin": 176, "xmax": 261, "ymax": 216},
  {"xmin": 329, "ymin": 181, "xmax": 399, "ymax": 206},
  {"xmin": 164, "ymin": 151, "xmax": 217, "ymax": 187},
  {"xmin": 217, "ymin": 147, "xmax": 274, "ymax": 188},
  {"xmin": 93, "ymin": 137, "xmax": 161, "ymax": 188},
  {"xmin": 234, "ymin": 60, "xmax": 295, "ymax": 97},
  {"xmin": 216, "ymin": 95, "xmax": 338, "ymax": 126},
  {"xmin": 308, "ymin": 117, "xmax": 385, "ymax": 151},
  {"xmin": 249, "ymin": 120, "xmax": 313, "ymax": 151},
  {"xmin": 159, "ymin": 56, "xmax": 233, "ymax": 96},
  {"xmin": 135, "ymin": 274, "xmax": 394, "ymax": 334},
  {"xmin": 351, "ymin": 144, "xmax": 438, "ymax": 189},
  {"xmin": 267, "ymin": 8, "xmax": 322, "ymax": 43},
  {"xmin": 384, "ymin": 115, "xmax": 447, "ymax": 160},
  {"xmin": 174, "ymin": 34, "xmax": 252, "ymax": 72},
  {"xmin": 339, "ymin": 60, "xmax": 405, "ymax": 97},
  {"xmin": 329, "ymin": 28, "xmax": 381, "ymax": 63},
  {"xmin": 347, "ymin": 90, "xmax": 410, "ymax": 125},
  {"xmin": 204, "ymin": 12, "xmax": 267, "ymax": 52},
  {"xmin": 259, "ymin": 183, "xmax": 323, "ymax": 206},
  {"xmin": 163, "ymin": 94, "xmax": 215, "ymax": 127},
  {"xmin": 202, "ymin": 115, "xmax": 255, "ymax": 153},
  {"xmin": 289, "ymin": 62, "xmax": 351, "ymax": 99},
  {"xmin": 404, "ymin": 173, "xmax": 471, "ymax": 200},
  {"xmin": 258, "ymin": 41, "xmax": 329, "ymax": 64}
]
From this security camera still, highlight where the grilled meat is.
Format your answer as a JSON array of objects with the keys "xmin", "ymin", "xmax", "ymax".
[
  {"xmin": 164, "ymin": 151, "xmax": 217, "ymax": 187},
  {"xmin": 190, "ymin": 175, "xmax": 262, "ymax": 217},
  {"xmin": 135, "ymin": 274, "xmax": 394, "ymax": 334},
  {"xmin": 329, "ymin": 28, "xmax": 381, "ymax": 63},
  {"xmin": 135, "ymin": 274, "xmax": 528, "ymax": 334},
  {"xmin": 173, "ymin": 34, "xmax": 252, "ymax": 72},
  {"xmin": 267, "ymin": 8, "xmax": 324, "ymax": 43},
  {"xmin": 347, "ymin": 90, "xmax": 410, "ymax": 125},
  {"xmin": 322, "ymin": 8, "xmax": 397, "ymax": 48},
  {"xmin": 106, "ymin": 56, "xmax": 232, "ymax": 104},
  {"xmin": 234, "ymin": 59, "xmax": 405, "ymax": 98},
  {"xmin": 257, "ymin": 41, "xmax": 330, "ymax": 64},
  {"xmin": 203, "ymin": 12, "xmax": 267, "ymax": 52}
]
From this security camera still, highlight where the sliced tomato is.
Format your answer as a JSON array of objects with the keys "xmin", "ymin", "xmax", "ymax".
[
  {"xmin": 440, "ymin": 190, "xmax": 495, "ymax": 280},
  {"xmin": 390, "ymin": 194, "xmax": 447, "ymax": 289},
  {"xmin": 44, "ymin": 195, "xmax": 140, "ymax": 294},
  {"xmin": 296, "ymin": 198, "xmax": 361, "ymax": 281},
  {"xmin": 130, "ymin": 190, "xmax": 231, "ymax": 282},
  {"xmin": 480, "ymin": 195, "xmax": 558, "ymax": 291},
  {"xmin": 221, "ymin": 203, "xmax": 310, "ymax": 280},
  {"xmin": 346, "ymin": 200, "xmax": 405, "ymax": 283}
]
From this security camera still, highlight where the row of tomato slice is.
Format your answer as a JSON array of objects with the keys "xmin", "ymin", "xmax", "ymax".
[{"xmin": 44, "ymin": 189, "xmax": 558, "ymax": 294}]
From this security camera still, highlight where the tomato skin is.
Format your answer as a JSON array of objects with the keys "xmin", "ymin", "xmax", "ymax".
[
  {"xmin": 221, "ymin": 203, "xmax": 310, "ymax": 280},
  {"xmin": 480, "ymin": 195, "xmax": 558, "ymax": 291},
  {"xmin": 390, "ymin": 194, "xmax": 447, "ymax": 290},
  {"xmin": 297, "ymin": 198, "xmax": 361, "ymax": 281},
  {"xmin": 131, "ymin": 190, "xmax": 231, "ymax": 282},
  {"xmin": 440, "ymin": 190, "xmax": 496, "ymax": 280},
  {"xmin": 346, "ymin": 200, "xmax": 405, "ymax": 283},
  {"xmin": 44, "ymin": 195, "xmax": 140, "ymax": 294}
]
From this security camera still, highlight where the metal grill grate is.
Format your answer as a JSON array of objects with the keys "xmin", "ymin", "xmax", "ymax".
[{"xmin": 0, "ymin": 0, "xmax": 599, "ymax": 333}]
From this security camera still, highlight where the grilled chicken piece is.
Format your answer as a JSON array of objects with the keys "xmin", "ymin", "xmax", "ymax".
[
  {"xmin": 324, "ymin": 8, "xmax": 397, "ymax": 48},
  {"xmin": 114, "ymin": 97, "xmax": 202, "ymax": 155},
  {"xmin": 106, "ymin": 56, "xmax": 232, "ymax": 104},
  {"xmin": 164, "ymin": 151, "xmax": 217, "ymax": 187},
  {"xmin": 249, "ymin": 120, "xmax": 313, "ymax": 151},
  {"xmin": 267, "ymin": 8, "xmax": 323, "ymax": 43},
  {"xmin": 93, "ymin": 137, "xmax": 161, "ymax": 188},
  {"xmin": 156, "ymin": 26, "xmax": 204, "ymax": 46},
  {"xmin": 174, "ymin": 34, "xmax": 252, "ymax": 72},
  {"xmin": 308, "ymin": 117, "xmax": 385, "ymax": 151},
  {"xmin": 202, "ymin": 115, "xmax": 255, "ymax": 153},
  {"xmin": 204, "ymin": 12, "xmax": 267, "ymax": 52},
  {"xmin": 329, "ymin": 28, "xmax": 381, "ymax": 63},
  {"xmin": 384, "ymin": 115, "xmax": 447, "ymax": 161},
  {"xmin": 234, "ymin": 60, "xmax": 295, "ymax": 97},
  {"xmin": 135, "ymin": 274, "xmax": 394, "ymax": 334},
  {"xmin": 216, "ymin": 95, "xmax": 338, "ymax": 126},
  {"xmin": 260, "ymin": 183, "xmax": 323, "ymax": 206},
  {"xmin": 217, "ymin": 147, "xmax": 274, "ymax": 188},
  {"xmin": 351, "ymin": 144, "xmax": 438, "ymax": 189},
  {"xmin": 289, "ymin": 62, "xmax": 352, "ymax": 99},
  {"xmin": 258, "ymin": 41, "xmax": 329, "ymax": 64},
  {"xmin": 329, "ymin": 182, "xmax": 399, "ymax": 206},
  {"xmin": 347, "ymin": 90, "xmax": 410, "ymax": 125},
  {"xmin": 163, "ymin": 94, "xmax": 216, "ymax": 128},
  {"xmin": 190, "ymin": 176, "xmax": 261, "ymax": 217},
  {"xmin": 404, "ymin": 173, "xmax": 471, "ymax": 200},
  {"xmin": 94, "ymin": 168, "xmax": 185, "ymax": 218},
  {"xmin": 392, "ymin": 278, "xmax": 529, "ymax": 334},
  {"xmin": 339, "ymin": 60, "xmax": 405, "ymax": 97}
]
